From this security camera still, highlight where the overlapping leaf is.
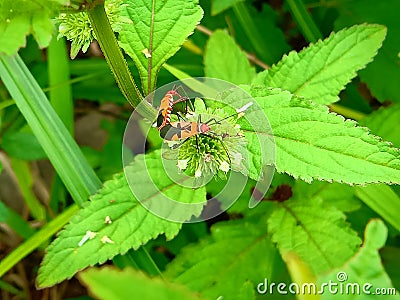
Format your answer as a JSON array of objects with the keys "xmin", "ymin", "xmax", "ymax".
[
  {"xmin": 319, "ymin": 220, "xmax": 399, "ymax": 299},
  {"xmin": 164, "ymin": 214, "xmax": 277, "ymax": 300},
  {"xmin": 253, "ymin": 24, "xmax": 386, "ymax": 105},
  {"xmin": 360, "ymin": 104, "xmax": 400, "ymax": 147},
  {"xmin": 79, "ymin": 267, "xmax": 206, "ymax": 300},
  {"xmin": 204, "ymin": 29, "xmax": 255, "ymax": 84},
  {"xmin": 268, "ymin": 196, "xmax": 361, "ymax": 275},
  {"xmin": 241, "ymin": 87, "xmax": 400, "ymax": 184},
  {"xmin": 211, "ymin": 0, "xmax": 243, "ymax": 15},
  {"xmin": 118, "ymin": 0, "xmax": 203, "ymax": 94},
  {"xmin": 37, "ymin": 151, "xmax": 206, "ymax": 287}
]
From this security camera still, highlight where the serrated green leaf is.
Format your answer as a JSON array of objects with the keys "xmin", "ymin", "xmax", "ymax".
[
  {"xmin": 37, "ymin": 151, "xmax": 206, "ymax": 288},
  {"xmin": 243, "ymin": 87, "xmax": 400, "ymax": 184},
  {"xmin": 204, "ymin": 29, "xmax": 255, "ymax": 85},
  {"xmin": 335, "ymin": 0, "xmax": 400, "ymax": 103},
  {"xmin": 0, "ymin": 1, "xmax": 60, "ymax": 54},
  {"xmin": 118, "ymin": 0, "xmax": 203, "ymax": 94},
  {"xmin": 253, "ymin": 24, "xmax": 386, "ymax": 105},
  {"xmin": 360, "ymin": 104, "xmax": 400, "ymax": 148},
  {"xmin": 268, "ymin": 196, "xmax": 361, "ymax": 275},
  {"xmin": 79, "ymin": 267, "xmax": 206, "ymax": 300},
  {"xmin": 319, "ymin": 220, "xmax": 400, "ymax": 300},
  {"xmin": 165, "ymin": 215, "xmax": 277, "ymax": 300}
]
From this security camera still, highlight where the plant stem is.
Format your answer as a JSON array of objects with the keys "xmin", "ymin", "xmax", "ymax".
[
  {"xmin": 286, "ymin": 0, "xmax": 322, "ymax": 42},
  {"xmin": 87, "ymin": 3, "xmax": 156, "ymax": 120}
]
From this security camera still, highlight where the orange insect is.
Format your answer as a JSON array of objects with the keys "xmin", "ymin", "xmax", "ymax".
[{"xmin": 156, "ymin": 86, "xmax": 189, "ymax": 130}]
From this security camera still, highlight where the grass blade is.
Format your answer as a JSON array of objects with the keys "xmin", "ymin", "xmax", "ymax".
[{"xmin": 0, "ymin": 53, "xmax": 101, "ymax": 205}]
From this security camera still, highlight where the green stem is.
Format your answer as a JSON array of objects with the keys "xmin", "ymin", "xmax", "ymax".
[
  {"xmin": 48, "ymin": 36, "xmax": 74, "ymax": 133},
  {"xmin": 87, "ymin": 3, "xmax": 156, "ymax": 121},
  {"xmin": 0, "ymin": 205, "xmax": 79, "ymax": 278},
  {"xmin": 286, "ymin": 0, "xmax": 322, "ymax": 42}
]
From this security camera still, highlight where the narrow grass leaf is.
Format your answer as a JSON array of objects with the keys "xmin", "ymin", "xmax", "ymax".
[
  {"xmin": 253, "ymin": 24, "xmax": 386, "ymax": 105},
  {"xmin": 10, "ymin": 159, "xmax": 46, "ymax": 221}
]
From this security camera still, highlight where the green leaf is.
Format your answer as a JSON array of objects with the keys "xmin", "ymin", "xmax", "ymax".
[
  {"xmin": 0, "ymin": 201, "xmax": 35, "ymax": 239},
  {"xmin": 293, "ymin": 181, "xmax": 361, "ymax": 212},
  {"xmin": 1, "ymin": 130, "xmax": 47, "ymax": 160},
  {"xmin": 380, "ymin": 247, "xmax": 400, "ymax": 291},
  {"xmin": 244, "ymin": 87, "xmax": 400, "ymax": 184},
  {"xmin": 231, "ymin": 2, "xmax": 288, "ymax": 65},
  {"xmin": 165, "ymin": 214, "xmax": 277, "ymax": 300},
  {"xmin": 204, "ymin": 29, "xmax": 255, "ymax": 85},
  {"xmin": 10, "ymin": 159, "xmax": 46, "ymax": 221},
  {"xmin": 0, "ymin": 54, "xmax": 101, "ymax": 205},
  {"xmin": 211, "ymin": 0, "xmax": 243, "ymax": 15},
  {"xmin": 318, "ymin": 220, "xmax": 400, "ymax": 300},
  {"xmin": 0, "ymin": 0, "xmax": 62, "ymax": 55},
  {"xmin": 268, "ymin": 196, "xmax": 361, "ymax": 275},
  {"xmin": 79, "ymin": 267, "xmax": 206, "ymax": 300},
  {"xmin": 118, "ymin": 0, "xmax": 203, "ymax": 94},
  {"xmin": 355, "ymin": 185, "xmax": 400, "ymax": 232},
  {"xmin": 37, "ymin": 151, "xmax": 206, "ymax": 288},
  {"xmin": 335, "ymin": 0, "xmax": 400, "ymax": 103},
  {"xmin": 253, "ymin": 24, "xmax": 386, "ymax": 105},
  {"xmin": 360, "ymin": 104, "xmax": 400, "ymax": 148}
]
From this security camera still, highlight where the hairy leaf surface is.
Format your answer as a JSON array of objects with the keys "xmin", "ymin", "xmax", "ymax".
[
  {"xmin": 319, "ymin": 220, "xmax": 399, "ymax": 300},
  {"xmin": 118, "ymin": 0, "xmax": 203, "ymax": 94},
  {"xmin": 253, "ymin": 24, "xmax": 386, "ymax": 105},
  {"xmin": 165, "ymin": 214, "xmax": 277, "ymax": 300},
  {"xmin": 268, "ymin": 196, "xmax": 361, "ymax": 275},
  {"xmin": 0, "ymin": 0, "xmax": 65, "ymax": 54},
  {"xmin": 242, "ymin": 87, "xmax": 400, "ymax": 184},
  {"xmin": 37, "ymin": 151, "xmax": 206, "ymax": 287},
  {"xmin": 80, "ymin": 267, "xmax": 205, "ymax": 300}
]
